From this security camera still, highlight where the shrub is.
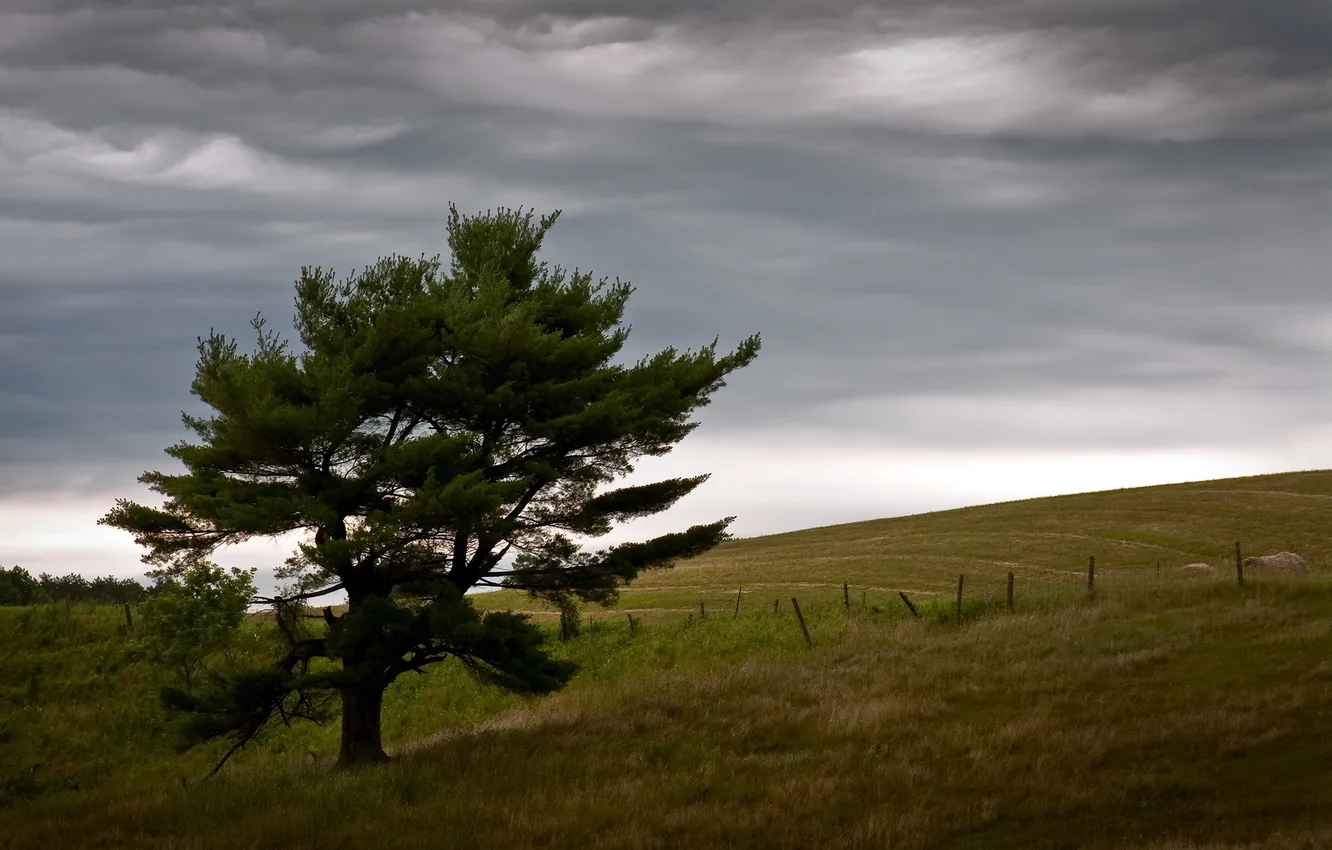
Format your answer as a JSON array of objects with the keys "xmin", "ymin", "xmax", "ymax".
[{"xmin": 137, "ymin": 562, "xmax": 256, "ymax": 689}]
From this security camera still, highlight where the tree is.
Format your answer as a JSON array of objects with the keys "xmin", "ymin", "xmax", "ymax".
[
  {"xmin": 137, "ymin": 560, "xmax": 256, "ymax": 689},
  {"xmin": 100, "ymin": 204, "xmax": 761, "ymax": 769},
  {"xmin": 0, "ymin": 566, "xmax": 46, "ymax": 606},
  {"xmin": 0, "ymin": 568, "xmax": 152, "ymax": 606}
]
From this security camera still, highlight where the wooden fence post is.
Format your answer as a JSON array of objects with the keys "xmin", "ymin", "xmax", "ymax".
[
  {"xmin": 899, "ymin": 591, "xmax": 921, "ymax": 619},
  {"xmin": 791, "ymin": 598, "xmax": 813, "ymax": 648},
  {"xmin": 1156, "ymin": 560, "xmax": 1161, "ymax": 580},
  {"xmin": 1236, "ymin": 541, "xmax": 1244, "ymax": 587},
  {"xmin": 734, "ymin": 588, "xmax": 742, "ymax": 618},
  {"xmin": 123, "ymin": 603, "xmax": 133, "ymax": 632},
  {"xmin": 1087, "ymin": 556, "xmax": 1095, "ymax": 595},
  {"xmin": 843, "ymin": 583, "xmax": 850, "ymax": 610},
  {"xmin": 955, "ymin": 574, "xmax": 965, "ymax": 626},
  {"xmin": 699, "ymin": 601, "xmax": 706, "ymax": 620},
  {"xmin": 773, "ymin": 598, "xmax": 779, "ymax": 615},
  {"xmin": 1006, "ymin": 572, "xmax": 1014, "ymax": 612}
]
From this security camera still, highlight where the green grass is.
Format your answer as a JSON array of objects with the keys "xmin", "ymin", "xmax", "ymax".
[
  {"xmin": 2, "ymin": 469, "xmax": 1332, "ymax": 848},
  {"xmin": 474, "ymin": 468, "xmax": 1332, "ymax": 621}
]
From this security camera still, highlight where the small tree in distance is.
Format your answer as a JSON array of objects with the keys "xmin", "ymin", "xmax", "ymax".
[
  {"xmin": 137, "ymin": 561, "xmax": 256, "ymax": 689},
  {"xmin": 101, "ymin": 204, "xmax": 761, "ymax": 771}
]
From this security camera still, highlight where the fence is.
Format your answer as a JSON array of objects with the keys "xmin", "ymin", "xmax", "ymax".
[{"xmin": 553, "ymin": 539, "xmax": 1318, "ymax": 645}]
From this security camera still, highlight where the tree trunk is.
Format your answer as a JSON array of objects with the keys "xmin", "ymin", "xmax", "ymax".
[
  {"xmin": 338, "ymin": 678, "xmax": 390, "ymax": 766},
  {"xmin": 337, "ymin": 579, "xmax": 392, "ymax": 767}
]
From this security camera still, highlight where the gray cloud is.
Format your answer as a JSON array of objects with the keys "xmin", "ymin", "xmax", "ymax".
[
  {"xmin": 4, "ymin": 1, "xmax": 1329, "ymax": 143},
  {"xmin": 0, "ymin": 0, "xmax": 1328, "ymax": 574}
]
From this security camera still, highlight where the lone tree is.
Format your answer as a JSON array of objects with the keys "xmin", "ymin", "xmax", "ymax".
[{"xmin": 101, "ymin": 204, "xmax": 760, "ymax": 770}]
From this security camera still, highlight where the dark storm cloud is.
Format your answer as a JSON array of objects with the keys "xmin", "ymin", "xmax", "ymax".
[
  {"xmin": 0, "ymin": 280, "xmax": 248, "ymax": 485},
  {"xmin": 0, "ymin": 0, "xmax": 1328, "ymax": 520},
  {"xmin": 4, "ymin": 0, "xmax": 1329, "ymax": 142},
  {"xmin": 491, "ymin": 0, "xmax": 1332, "ymax": 77},
  {"xmin": 473, "ymin": 0, "xmax": 1332, "ymax": 140}
]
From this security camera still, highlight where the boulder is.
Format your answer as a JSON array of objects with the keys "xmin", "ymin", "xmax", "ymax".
[
  {"xmin": 1179, "ymin": 563, "xmax": 1213, "ymax": 573},
  {"xmin": 1242, "ymin": 552, "xmax": 1307, "ymax": 573}
]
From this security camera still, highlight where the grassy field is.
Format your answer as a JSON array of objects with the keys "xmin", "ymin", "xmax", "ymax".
[
  {"xmin": 475, "ymin": 468, "xmax": 1332, "ymax": 621},
  {"xmin": 2, "ymin": 469, "xmax": 1331, "ymax": 849}
]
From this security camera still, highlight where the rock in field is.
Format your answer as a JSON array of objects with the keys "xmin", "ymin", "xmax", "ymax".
[
  {"xmin": 1242, "ymin": 552, "xmax": 1307, "ymax": 573},
  {"xmin": 1180, "ymin": 563, "xmax": 1213, "ymax": 573}
]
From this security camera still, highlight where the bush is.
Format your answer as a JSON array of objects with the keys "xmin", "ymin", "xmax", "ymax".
[{"xmin": 137, "ymin": 562, "xmax": 256, "ymax": 689}]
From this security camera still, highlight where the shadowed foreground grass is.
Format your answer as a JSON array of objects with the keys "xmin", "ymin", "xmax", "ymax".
[{"xmin": 5, "ymin": 576, "xmax": 1332, "ymax": 849}]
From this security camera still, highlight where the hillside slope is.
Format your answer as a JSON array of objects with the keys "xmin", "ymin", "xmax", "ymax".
[
  {"xmin": 477, "ymin": 468, "xmax": 1332, "ymax": 619},
  {"xmin": 2, "ymin": 470, "xmax": 1331, "ymax": 849}
]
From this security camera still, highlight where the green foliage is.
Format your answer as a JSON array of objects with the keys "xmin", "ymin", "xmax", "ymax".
[
  {"xmin": 97, "ymin": 202, "xmax": 760, "ymax": 766},
  {"xmin": 162, "ymin": 666, "xmax": 333, "ymax": 769},
  {"xmin": 161, "ymin": 587, "xmax": 575, "ymax": 769},
  {"xmin": 556, "ymin": 595, "xmax": 581, "ymax": 641},
  {"xmin": 137, "ymin": 562, "xmax": 256, "ymax": 689},
  {"xmin": 0, "ymin": 567, "xmax": 44, "ymax": 606},
  {"xmin": 0, "ymin": 567, "xmax": 149, "ymax": 606}
]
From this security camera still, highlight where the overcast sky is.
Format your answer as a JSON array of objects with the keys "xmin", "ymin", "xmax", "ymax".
[{"xmin": 2, "ymin": 0, "xmax": 1329, "ymax": 590}]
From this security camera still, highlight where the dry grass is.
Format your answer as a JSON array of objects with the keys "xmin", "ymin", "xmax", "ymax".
[
  {"xmin": 475, "ymin": 469, "xmax": 1332, "ymax": 621},
  {"xmin": 3, "ymin": 470, "xmax": 1332, "ymax": 849}
]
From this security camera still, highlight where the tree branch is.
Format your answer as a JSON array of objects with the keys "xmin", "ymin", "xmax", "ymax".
[
  {"xmin": 380, "ymin": 407, "xmax": 405, "ymax": 454},
  {"xmin": 204, "ymin": 736, "xmax": 250, "ymax": 781},
  {"xmin": 450, "ymin": 525, "xmax": 471, "ymax": 577},
  {"xmin": 254, "ymin": 583, "xmax": 345, "ymax": 606},
  {"xmin": 280, "ymin": 638, "xmax": 328, "ymax": 673},
  {"xmin": 394, "ymin": 413, "xmax": 423, "ymax": 446}
]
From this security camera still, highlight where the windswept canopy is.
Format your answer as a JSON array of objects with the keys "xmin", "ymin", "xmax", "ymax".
[{"xmin": 101, "ymin": 204, "xmax": 761, "ymax": 767}]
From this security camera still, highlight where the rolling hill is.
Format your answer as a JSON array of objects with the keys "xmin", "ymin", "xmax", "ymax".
[
  {"xmin": 3, "ymin": 469, "xmax": 1331, "ymax": 849},
  {"xmin": 475, "ymin": 468, "xmax": 1332, "ymax": 620}
]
